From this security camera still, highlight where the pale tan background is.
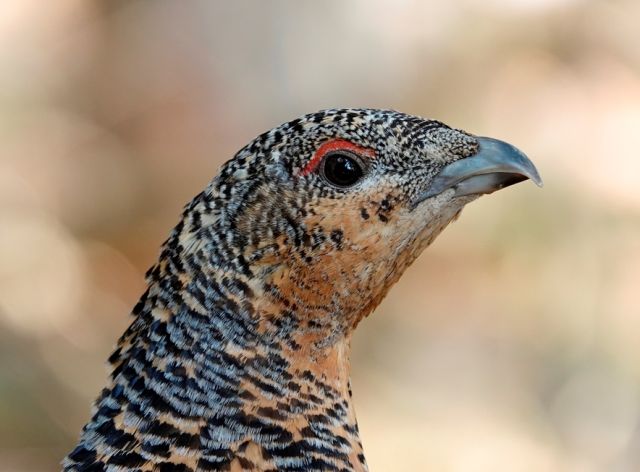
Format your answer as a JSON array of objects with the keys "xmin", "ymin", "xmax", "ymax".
[{"xmin": 1, "ymin": 1, "xmax": 640, "ymax": 471}]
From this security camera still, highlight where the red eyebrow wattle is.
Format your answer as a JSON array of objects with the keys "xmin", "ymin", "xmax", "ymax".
[{"xmin": 300, "ymin": 139, "xmax": 376, "ymax": 177}]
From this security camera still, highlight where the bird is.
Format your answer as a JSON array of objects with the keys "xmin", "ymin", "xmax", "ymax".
[{"xmin": 64, "ymin": 108, "xmax": 541, "ymax": 472}]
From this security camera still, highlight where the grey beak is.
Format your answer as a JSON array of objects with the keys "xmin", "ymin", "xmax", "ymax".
[{"xmin": 417, "ymin": 137, "xmax": 543, "ymax": 202}]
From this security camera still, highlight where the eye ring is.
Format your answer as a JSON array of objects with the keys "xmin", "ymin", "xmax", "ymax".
[{"xmin": 320, "ymin": 151, "xmax": 366, "ymax": 188}]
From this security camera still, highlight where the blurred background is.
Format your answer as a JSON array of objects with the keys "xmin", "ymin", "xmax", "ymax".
[{"xmin": 1, "ymin": 0, "xmax": 639, "ymax": 470}]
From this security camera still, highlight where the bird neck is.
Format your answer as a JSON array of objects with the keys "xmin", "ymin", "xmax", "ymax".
[
  {"xmin": 69, "ymin": 189, "xmax": 371, "ymax": 470},
  {"xmin": 81, "ymin": 258, "xmax": 368, "ymax": 470}
]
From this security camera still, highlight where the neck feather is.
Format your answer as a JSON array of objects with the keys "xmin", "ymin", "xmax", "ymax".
[{"xmin": 67, "ymin": 221, "xmax": 369, "ymax": 470}]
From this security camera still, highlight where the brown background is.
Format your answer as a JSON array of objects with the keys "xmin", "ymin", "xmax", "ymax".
[{"xmin": 1, "ymin": 1, "xmax": 640, "ymax": 470}]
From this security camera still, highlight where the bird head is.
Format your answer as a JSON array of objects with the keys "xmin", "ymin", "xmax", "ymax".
[
  {"xmin": 176, "ymin": 109, "xmax": 541, "ymax": 350},
  {"xmin": 65, "ymin": 109, "xmax": 541, "ymax": 471}
]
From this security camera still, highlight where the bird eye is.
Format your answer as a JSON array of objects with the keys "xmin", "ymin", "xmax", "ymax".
[{"xmin": 321, "ymin": 152, "xmax": 364, "ymax": 188}]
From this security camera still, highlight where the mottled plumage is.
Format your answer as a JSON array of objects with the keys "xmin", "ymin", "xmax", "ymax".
[{"xmin": 65, "ymin": 109, "xmax": 540, "ymax": 471}]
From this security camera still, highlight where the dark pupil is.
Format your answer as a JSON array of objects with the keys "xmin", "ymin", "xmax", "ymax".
[{"xmin": 323, "ymin": 153, "xmax": 363, "ymax": 187}]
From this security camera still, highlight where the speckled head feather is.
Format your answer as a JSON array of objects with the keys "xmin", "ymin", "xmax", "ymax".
[{"xmin": 65, "ymin": 109, "xmax": 538, "ymax": 471}]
